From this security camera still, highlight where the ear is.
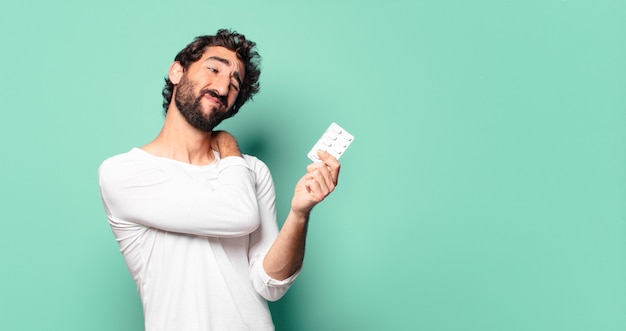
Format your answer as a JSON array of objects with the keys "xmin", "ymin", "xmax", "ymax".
[{"xmin": 169, "ymin": 61, "xmax": 184, "ymax": 84}]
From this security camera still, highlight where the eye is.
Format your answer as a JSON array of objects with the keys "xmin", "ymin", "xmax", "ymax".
[
  {"xmin": 208, "ymin": 67, "xmax": 218, "ymax": 74},
  {"xmin": 230, "ymin": 82, "xmax": 240, "ymax": 92}
]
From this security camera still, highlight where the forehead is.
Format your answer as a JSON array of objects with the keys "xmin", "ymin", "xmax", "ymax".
[{"xmin": 199, "ymin": 46, "xmax": 245, "ymax": 75}]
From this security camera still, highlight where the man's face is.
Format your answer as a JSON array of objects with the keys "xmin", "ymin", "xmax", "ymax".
[{"xmin": 173, "ymin": 46, "xmax": 245, "ymax": 132}]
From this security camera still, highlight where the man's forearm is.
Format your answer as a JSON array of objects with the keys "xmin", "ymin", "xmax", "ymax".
[{"xmin": 262, "ymin": 209, "xmax": 310, "ymax": 280}]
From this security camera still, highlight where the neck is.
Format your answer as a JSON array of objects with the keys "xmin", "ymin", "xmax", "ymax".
[{"xmin": 142, "ymin": 106, "xmax": 215, "ymax": 165}]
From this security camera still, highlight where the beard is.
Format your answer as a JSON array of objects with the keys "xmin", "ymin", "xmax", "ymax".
[{"xmin": 174, "ymin": 76, "xmax": 236, "ymax": 132}]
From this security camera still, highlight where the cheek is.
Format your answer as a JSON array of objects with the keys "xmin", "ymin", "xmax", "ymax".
[{"xmin": 229, "ymin": 92, "xmax": 239, "ymax": 106}]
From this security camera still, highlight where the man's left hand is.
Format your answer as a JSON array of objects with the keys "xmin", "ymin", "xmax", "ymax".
[{"xmin": 291, "ymin": 150, "xmax": 341, "ymax": 216}]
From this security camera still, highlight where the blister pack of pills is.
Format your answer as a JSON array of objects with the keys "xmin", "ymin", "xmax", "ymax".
[{"xmin": 307, "ymin": 122, "xmax": 354, "ymax": 162}]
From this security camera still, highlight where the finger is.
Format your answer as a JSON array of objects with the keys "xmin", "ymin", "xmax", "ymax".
[
  {"xmin": 319, "ymin": 166, "xmax": 335, "ymax": 192},
  {"xmin": 311, "ymin": 161, "xmax": 334, "ymax": 187},
  {"xmin": 309, "ymin": 168, "xmax": 335, "ymax": 195},
  {"xmin": 306, "ymin": 162, "xmax": 324, "ymax": 173},
  {"xmin": 316, "ymin": 150, "xmax": 341, "ymax": 184},
  {"xmin": 306, "ymin": 160, "xmax": 332, "ymax": 177},
  {"xmin": 304, "ymin": 176, "xmax": 328, "ymax": 201}
]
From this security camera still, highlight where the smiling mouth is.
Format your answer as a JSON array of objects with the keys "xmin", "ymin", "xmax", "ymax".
[
  {"xmin": 203, "ymin": 94, "xmax": 223, "ymax": 107},
  {"xmin": 202, "ymin": 90, "xmax": 227, "ymax": 108}
]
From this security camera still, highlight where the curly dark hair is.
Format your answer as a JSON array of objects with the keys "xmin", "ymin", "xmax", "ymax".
[{"xmin": 162, "ymin": 29, "xmax": 261, "ymax": 115}]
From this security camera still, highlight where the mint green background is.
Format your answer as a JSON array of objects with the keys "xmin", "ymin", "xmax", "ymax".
[{"xmin": 1, "ymin": 1, "xmax": 625, "ymax": 330}]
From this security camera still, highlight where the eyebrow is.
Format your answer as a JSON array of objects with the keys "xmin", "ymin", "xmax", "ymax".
[{"xmin": 206, "ymin": 56, "xmax": 242, "ymax": 87}]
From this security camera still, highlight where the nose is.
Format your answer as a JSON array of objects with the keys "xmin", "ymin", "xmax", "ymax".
[{"xmin": 213, "ymin": 74, "xmax": 230, "ymax": 96}]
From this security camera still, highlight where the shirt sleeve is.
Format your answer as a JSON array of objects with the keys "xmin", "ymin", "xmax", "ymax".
[
  {"xmin": 244, "ymin": 156, "xmax": 300, "ymax": 301},
  {"xmin": 98, "ymin": 152, "xmax": 260, "ymax": 237}
]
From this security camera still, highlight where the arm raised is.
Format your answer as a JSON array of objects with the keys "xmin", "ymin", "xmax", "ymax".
[{"xmin": 262, "ymin": 150, "xmax": 341, "ymax": 280}]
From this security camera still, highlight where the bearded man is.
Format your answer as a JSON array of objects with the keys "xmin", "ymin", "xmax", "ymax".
[{"xmin": 98, "ymin": 29, "xmax": 340, "ymax": 331}]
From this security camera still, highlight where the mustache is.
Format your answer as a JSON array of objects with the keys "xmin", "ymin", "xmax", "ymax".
[{"xmin": 201, "ymin": 89, "xmax": 227, "ymax": 107}]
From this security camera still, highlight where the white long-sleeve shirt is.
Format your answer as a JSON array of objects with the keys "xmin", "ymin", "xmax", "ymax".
[{"xmin": 98, "ymin": 148, "xmax": 298, "ymax": 331}]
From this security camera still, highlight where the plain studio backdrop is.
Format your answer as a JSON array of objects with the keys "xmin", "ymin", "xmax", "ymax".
[{"xmin": 1, "ymin": 0, "xmax": 625, "ymax": 330}]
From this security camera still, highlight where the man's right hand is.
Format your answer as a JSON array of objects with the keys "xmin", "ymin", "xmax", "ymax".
[{"xmin": 210, "ymin": 131, "xmax": 242, "ymax": 158}]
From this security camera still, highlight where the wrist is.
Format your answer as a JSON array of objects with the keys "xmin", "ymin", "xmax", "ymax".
[{"xmin": 289, "ymin": 207, "xmax": 310, "ymax": 224}]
